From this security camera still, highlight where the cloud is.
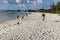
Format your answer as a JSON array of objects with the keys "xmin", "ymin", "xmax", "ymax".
[
  {"xmin": 37, "ymin": 0, "xmax": 42, "ymax": 3},
  {"xmin": 19, "ymin": 4, "xmax": 25, "ymax": 7},
  {"xmin": 26, "ymin": 0, "xmax": 43, "ymax": 6},
  {"xmin": 0, "ymin": 0, "xmax": 4, "ymax": 4},
  {"xmin": 0, "ymin": 0, "xmax": 60, "ymax": 10},
  {"xmin": 33, "ymin": 1, "xmax": 36, "ymax": 5},
  {"xmin": 27, "ymin": 0, "xmax": 30, "ymax": 3},
  {"xmin": 3, "ymin": 1, "xmax": 8, "ymax": 4},
  {"xmin": 0, "ymin": 0, "xmax": 9, "ymax": 4},
  {"xmin": 52, "ymin": 0, "xmax": 60, "ymax": 2},
  {"xmin": 0, "ymin": 0, "xmax": 43, "ymax": 4},
  {"xmin": 51, "ymin": 0, "xmax": 60, "ymax": 4},
  {"xmin": 16, "ymin": 0, "xmax": 20, "ymax": 3}
]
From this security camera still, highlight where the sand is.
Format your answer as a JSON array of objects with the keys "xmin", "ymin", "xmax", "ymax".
[{"xmin": 0, "ymin": 12, "xmax": 60, "ymax": 40}]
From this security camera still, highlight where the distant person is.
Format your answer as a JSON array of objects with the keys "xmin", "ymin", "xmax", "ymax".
[
  {"xmin": 26, "ymin": 13, "xmax": 28, "ymax": 16},
  {"xmin": 17, "ymin": 15, "xmax": 20, "ymax": 24},
  {"xmin": 22, "ymin": 16, "xmax": 24, "ymax": 19},
  {"xmin": 17, "ymin": 22, "xmax": 19, "ymax": 24},
  {"xmin": 42, "ymin": 13, "xmax": 46, "ymax": 21},
  {"xmin": 17, "ymin": 15, "xmax": 19, "ymax": 19}
]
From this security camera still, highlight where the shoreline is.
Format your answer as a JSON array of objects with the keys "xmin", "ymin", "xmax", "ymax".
[
  {"xmin": 0, "ymin": 12, "xmax": 33, "ymax": 24},
  {"xmin": 0, "ymin": 12, "xmax": 59, "ymax": 26},
  {"xmin": 0, "ymin": 12, "xmax": 31, "ymax": 29},
  {"xmin": 0, "ymin": 12, "xmax": 60, "ymax": 31}
]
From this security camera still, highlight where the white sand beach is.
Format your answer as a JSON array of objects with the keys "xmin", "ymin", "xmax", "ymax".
[{"xmin": 0, "ymin": 12, "xmax": 60, "ymax": 40}]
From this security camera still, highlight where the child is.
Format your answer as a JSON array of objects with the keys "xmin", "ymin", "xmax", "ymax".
[{"xmin": 42, "ymin": 13, "xmax": 46, "ymax": 21}]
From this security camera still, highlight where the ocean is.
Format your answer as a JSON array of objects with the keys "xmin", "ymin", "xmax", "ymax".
[{"xmin": 0, "ymin": 12, "xmax": 28, "ymax": 23}]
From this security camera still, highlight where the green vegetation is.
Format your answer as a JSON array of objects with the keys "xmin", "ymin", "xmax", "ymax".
[
  {"xmin": 48, "ymin": 1, "xmax": 60, "ymax": 13},
  {"xmin": 38, "ymin": 1, "xmax": 60, "ymax": 14}
]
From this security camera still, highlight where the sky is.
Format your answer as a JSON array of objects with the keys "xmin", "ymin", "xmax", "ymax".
[{"xmin": 0, "ymin": 0, "xmax": 60, "ymax": 10}]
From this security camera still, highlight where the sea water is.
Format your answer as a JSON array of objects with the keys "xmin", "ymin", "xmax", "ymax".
[{"xmin": 0, "ymin": 12, "xmax": 28, "ymax": 23}]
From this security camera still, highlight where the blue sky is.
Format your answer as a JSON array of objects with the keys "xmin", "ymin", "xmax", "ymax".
[{"xmin": 0, "ymin": 0, "xmax": 60, "ymax": 10}]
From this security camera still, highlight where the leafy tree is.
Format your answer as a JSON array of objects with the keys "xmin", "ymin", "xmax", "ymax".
[
  {"xmin": 57, "ymin": 1, "xmax": 60, "ymax": 9},
  {"xmin": 50, "ymin": 2, "xmax": 57, "ymax": 13}
]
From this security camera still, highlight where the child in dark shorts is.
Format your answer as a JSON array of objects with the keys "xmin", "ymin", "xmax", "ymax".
[{"xmin": 42, "ymin": 13, "xmax": 46, "ymax": 21}]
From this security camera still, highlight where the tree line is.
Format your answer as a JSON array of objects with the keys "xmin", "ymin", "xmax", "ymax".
[{"xmin": 48, "ymin": 1, "xmax": 60, "ymax": 13}]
